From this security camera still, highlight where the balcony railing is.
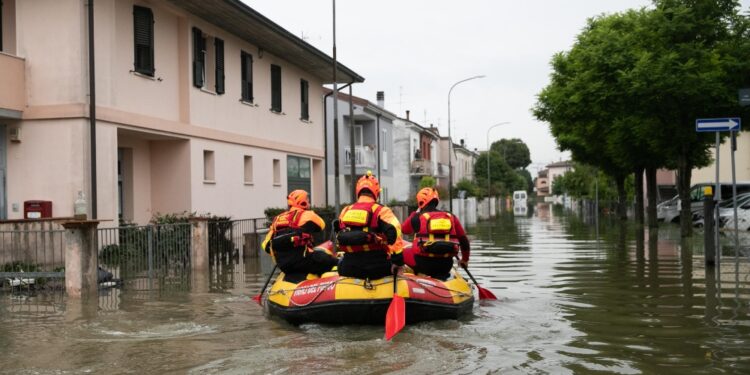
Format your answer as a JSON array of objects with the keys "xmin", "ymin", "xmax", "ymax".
[
  {"xmin": 0, "ymin": 53, "xmax": 26, "ymax": 116},
  {"xmin": 344, "ymin": 146, "xmax": 376, "ymax": 170},
  {"xmin": 410, "ymin": 159, "xmax": 434, "ymax": 176}
]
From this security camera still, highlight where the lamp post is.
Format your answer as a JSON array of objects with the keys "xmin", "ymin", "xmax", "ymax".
[
  {"xmin": 447, "ymin": 75, "xmax": 485, "ymax": 211},
  {"xmin": 486, "ymin": 122, "xmax": 510, "ymax": 218}
]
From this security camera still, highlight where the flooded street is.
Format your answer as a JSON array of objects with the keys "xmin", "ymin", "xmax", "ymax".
[{"xmin": 2, "ymin": 205, "xmax": 750, "ymax": 374}]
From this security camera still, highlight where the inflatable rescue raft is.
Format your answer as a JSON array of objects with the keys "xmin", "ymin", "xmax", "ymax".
[{"xmin": 266, "ymin": 267, "xmax": 474, "ymax": 325}]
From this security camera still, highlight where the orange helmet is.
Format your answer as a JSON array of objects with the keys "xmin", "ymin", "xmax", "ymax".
[
  {"xmin": 287, "ymin": 189, "xmax": 310, "ymax": 209},
  {"xmin": 355, "ymin": 171, "xmax": 381, "ymax": 200},
  {"xmin": 416, "ymin": 187, "xmax": 439, "ymax": 209}
]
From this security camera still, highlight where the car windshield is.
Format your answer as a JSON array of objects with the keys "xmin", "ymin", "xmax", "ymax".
[{"xmin": 719, "ymin": 193, "xmax": 750, "ymax": 208}]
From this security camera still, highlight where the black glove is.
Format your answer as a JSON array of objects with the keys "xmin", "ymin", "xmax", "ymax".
[{"xmin": 390, "ymin": 252, "xmax": 404, "ymax": 267}]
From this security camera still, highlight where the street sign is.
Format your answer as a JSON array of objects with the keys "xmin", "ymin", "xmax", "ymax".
[
  {"xmin": 695, "ymin": 118, "xmax": 741, "ymax": 132},
  {"xmin": 740, "ymin": 88, "xmax": 750, "ymax": 107}
]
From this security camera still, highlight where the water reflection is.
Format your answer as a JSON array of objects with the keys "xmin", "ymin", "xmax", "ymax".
[{"xmin": 0, "ymin": 205, "xmax": 748, "ymax": 373}]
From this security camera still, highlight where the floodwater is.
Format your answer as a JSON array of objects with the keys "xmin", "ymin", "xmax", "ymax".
[{"xmin": 1, "ymin": 204, "xmax": 750, "ymax": 374}]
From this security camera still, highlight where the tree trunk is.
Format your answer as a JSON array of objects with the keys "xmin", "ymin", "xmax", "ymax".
[
  {"xmin": 645, "ymin": 166, "xmax": 658, "ymax": 229},
  {"xmin": 634, "ymin": 167, "xmax": 644, "ymax": 226},
  {"xmin": 616, "ymin": 175, "xmax": 628, "ymax": 221},
  {"xmin": 677, "ymin": 153, "xmax": 693, "ymax": 237}
]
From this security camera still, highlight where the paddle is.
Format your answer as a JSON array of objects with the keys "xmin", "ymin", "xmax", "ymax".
[
  {"xmin": 456, "ymin": 257, "xmax": 497, "ymax": 300},
  {"xmin": 252, "ymin": 264, "xmax": 278, "ymax": 305},
  {"xmin": 385, "ymin": 271, "xmax": 405, "ymax": 340}
]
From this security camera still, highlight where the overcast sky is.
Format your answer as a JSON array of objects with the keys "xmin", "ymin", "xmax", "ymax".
[{"xmin": 244, "ymin": 0, "xmax": 749, "ymax": 174}]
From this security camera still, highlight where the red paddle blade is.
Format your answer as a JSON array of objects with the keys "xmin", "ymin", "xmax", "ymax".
[
  {"xmin": 252, "ymin": 294, "xmax": 262, "ymax": 305},
  {"xmin": 477, "ymin": 286, "xmax": 498, "ymax": 300},
  {"xmin": 385, "ymin": 296, "xmax": 405, "ymax": 341}
]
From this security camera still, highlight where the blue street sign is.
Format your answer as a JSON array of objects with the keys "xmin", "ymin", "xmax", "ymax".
[{"xmin": 695, "ymin": 118, "xmax": 741, "ymax": 132}]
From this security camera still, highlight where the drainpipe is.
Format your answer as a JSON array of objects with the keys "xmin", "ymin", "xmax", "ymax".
[
  {"xmin": 87, "ymin": 0, "xmax": 97, "ymax": 219},
  {"xmin": 324, "ymin": 82, "xmax": 351, "ymax": 208},
  {"xmin": 376, "ymin": 113, "xmax": 381, "ymax": 183},
  {"xmin": 349, "ymin": 85, "xmax": 355, "ymax": 200}
]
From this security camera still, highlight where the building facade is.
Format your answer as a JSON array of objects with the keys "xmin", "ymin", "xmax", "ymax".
[
  {"xmin": 0, "ymin": 0, "xmax": 361, "ymax": 223},
  {"xmin": 392, "ymin": 116, "xmax": 444, "ymax": 202},
  {"xmin": 325, "ymin": 91, "xmax": 395, "ymax": 204}
]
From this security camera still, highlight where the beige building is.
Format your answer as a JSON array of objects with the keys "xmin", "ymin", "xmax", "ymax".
[
  {"xmin": 438, "ymin": 136, "xmax": 477, "ymax": 187},
  {"xmin": 0, "ymin": 0, "xmax": 362, "ymax": 224},
  {"xmin": 692, "ymin": 132, "xmax": 750, "ymax": 184}
]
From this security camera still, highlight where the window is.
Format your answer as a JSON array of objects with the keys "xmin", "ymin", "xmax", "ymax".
[
  {"xmin": 192, "ymin": 27, "xmax": 205, "ymax": 88},
  {"xmin": 271, "ymin": 64, "xmax": 282, "ymax": 112},
  {"xmin": 287, "ymin": 156, "xmax": 311, "ymax": 196},
  {"xmin": 240, "ymin": 51, "xmax": 253, "ymax": 102},
  {"xmin": 244, "ymin": 155, "xmax": 253, "ymax": 184},
  {"xmin": 203, "ymin": 150, "xmax": 215, "ymax": 182},
  {"xmin": 0, "ymin": 1, "xmax": 4, "ymax": 52},
  {"xmin": 133, "ymin": 6, "xmax": 154, "ymax": 76},
  {"xmin": 214, "ymin": 38, "xmax": 225, "ymax": 94},
  {"xmin": 273, "ymin": 159, "xmax": 281, "ymax": 185},
  {"xmin": 191, "ymin": 29, "xmax": 224, "ymax": 94},
  {"xmin": 300, "ymin": 79, "xmax": 309, "ymax": 120}
]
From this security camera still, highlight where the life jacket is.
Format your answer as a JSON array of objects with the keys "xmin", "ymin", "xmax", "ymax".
[
  {"xmin": 336, "ymin": 201, "xmax": 388, "ymax": 253},
  {"xmin": 413, "ymin": 211, "xmax": 460, "ymax": 258},
  {"xmin": 270, "ymin": 209, "xmax": 313, "ymax": 253}
]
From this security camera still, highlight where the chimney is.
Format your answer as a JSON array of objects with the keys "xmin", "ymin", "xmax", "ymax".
[
  {"xmin": 460, "ymin": 139, "xmax": 465, "ymax": 147},
  {"xmin": 406, "ymin": 110, "xmax": 410, "ymax": 120},
  {"xmin": 377, "ymin": 91, "xmax": 384, "ymax": 108}
]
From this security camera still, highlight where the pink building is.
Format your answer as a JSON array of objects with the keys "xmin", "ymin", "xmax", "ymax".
[{"xmin": 0, "ymin": 0, "xmax": 362, "ymax": 224}]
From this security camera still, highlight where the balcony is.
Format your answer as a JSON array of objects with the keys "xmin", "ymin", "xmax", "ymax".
[
  {"xmin": 437, "ymin": 163, "xmax": 450, "ymax": 178},
  {"xmin": 0, "ymin": 53, "xmax": 25, "ymax": 118},
  {"xmin": 344, "ymin": 146, "xmax": 376, "ymax": 172},
  {"xmin": 410, "ymin": 159, "xmax": 434, "ymax": 176}
]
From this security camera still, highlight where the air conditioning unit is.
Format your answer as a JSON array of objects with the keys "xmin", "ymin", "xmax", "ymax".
[{"xmin": 8, "ymin": 127, "xmax": 20, "ymax": 143}]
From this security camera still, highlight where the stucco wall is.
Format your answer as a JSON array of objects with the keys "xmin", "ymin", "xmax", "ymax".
[
  {"xmin": 692, "ymin": 132, "xmax": 750, "ymax": 184},
  {"xmin": 15, "ymin": 0, "xmax": 87, "ymax": 106},
  {"xmin": 5, "ymin": 119, "xmax": 88, "ymax": 220}
]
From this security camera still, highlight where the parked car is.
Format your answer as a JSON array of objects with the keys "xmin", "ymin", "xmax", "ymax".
[
  {"xmin": 693, "ymin": 193, "xmax": 750, "ymax": 227},
  {"xmin": 720, "ymin": 199, "xmax": 750, "ymax": 231},
  {"xmin": 657, "ymin": 182, "xmax": 750, "ymax": 224}
]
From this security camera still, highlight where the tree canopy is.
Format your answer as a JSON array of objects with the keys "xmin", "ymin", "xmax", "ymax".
[
  {"xmin": 490, "ymin": 139, "xmax": 531, "ymax": 170},
  {"xmin": 534, "ymin": 0, "xmax": 750, "ymax": 232}
]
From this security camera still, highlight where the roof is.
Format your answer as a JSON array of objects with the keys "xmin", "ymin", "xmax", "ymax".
[
  {"xmin": 168, "ymin": 0, "xmax": 364, "ymax": 84},
  {"xmin": 323, "ymin": 89, "xmax": 398, "ymax": 119},
  {"xmin": 546, "ymin": 160, "xmax": 573, "ymax": 169}
]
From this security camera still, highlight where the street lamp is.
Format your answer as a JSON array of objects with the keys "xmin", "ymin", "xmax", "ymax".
[
  {"xmin": 487, "ymin": 122, "xmax": 510, "ymax": 218},
  {"xmin": 447, "ymin": 75, "xmax": 485, "ymax": 211}
]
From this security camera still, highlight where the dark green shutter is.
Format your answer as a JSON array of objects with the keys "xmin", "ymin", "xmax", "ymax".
[
  {"xmin": 241, "ymin": 52, "xmax": 253, "ymax": 102},
  {"xmin": 214, "ymin": 38, "xmax": 225, "ymax": 94},
  {"xmin": 271, "ymin": 64, "xmax": 282, "ymax": 112},
  {"xmin": 192, "ymin": 27, "xmax": 204, "ymax": 88},
  {"xmin": 300, "ymin": 79, "xmax": 309, "ymax": 120},
  {"xmin": 133, "ymin": 6, "xmax": 154, "ymax": 76}
]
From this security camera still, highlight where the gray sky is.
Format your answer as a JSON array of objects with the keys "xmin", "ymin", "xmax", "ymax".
[{"xmin": 244, "ymin": 0, "xmax": 749, "ymax": 174}]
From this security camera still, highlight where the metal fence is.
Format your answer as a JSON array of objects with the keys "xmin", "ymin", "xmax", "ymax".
[
  {"xmin": 208, "ymin": 218, "xmax": 267, "ymax": 290},
  {"xmin": 98, "ymin": 223, "xmax": 192, "ymax": 291},
  {"xmin": 0, "ymin": 230, "xmax": 65, "ymax": 293}
]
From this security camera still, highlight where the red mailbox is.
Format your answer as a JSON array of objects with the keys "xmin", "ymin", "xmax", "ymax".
[{"xmin": 24, "ymin": 200, "xmax": 53, "ymax": 219}]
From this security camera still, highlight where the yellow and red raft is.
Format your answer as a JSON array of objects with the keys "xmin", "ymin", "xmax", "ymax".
[{"xmin": 265, "ymin": 242, "xmax": 474, "ymax": 325}]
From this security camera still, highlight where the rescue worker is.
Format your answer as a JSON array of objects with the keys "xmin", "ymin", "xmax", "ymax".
[
  {"xmin": 262, "ymin": 190, "xmax": 338, "ymax": 283},
  {"xmin": 336, "ymin": 171, "xmax": 404, "ymax": 280},
  {"xmin": 401, "ymin": 187, "xmax": 470, "ymax": 280}
]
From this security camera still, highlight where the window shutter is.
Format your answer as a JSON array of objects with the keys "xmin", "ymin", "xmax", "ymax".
[
  {"xmin": 214, "ymin": 38, "xmax": 225, "ymax": 95},
  {"xmin": 241, "ymin": 52, "xmax": 253, "ymax": 102},
  {"xmin": 133, "ymin": 6, "xmax": 154, "ymax": 76},
  {"xmin": 300, "ymin": 79, "xmax": 309, "ymax": 120},
  {"xmin": 271, "ymin": 65, "xmax": 282, "ymax": 112},
  {"xmin": 192, "ymin": 27, "xmax": 204, "ymax": 88}
]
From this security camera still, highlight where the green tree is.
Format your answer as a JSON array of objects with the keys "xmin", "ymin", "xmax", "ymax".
[
  {"xmin": 474, "ymin": 151, "xmax": 527, "ymax": 196},
  {"xmin": 490, "ymin": 139, "xmax": 531, "ymax": 170},
  {"xmin": 419, "ymin": 176, "xmax": 436, "ymax": 189},
  {"xmin": 534, "ymin": 1, "xmax": 750, "ymax": 232}
]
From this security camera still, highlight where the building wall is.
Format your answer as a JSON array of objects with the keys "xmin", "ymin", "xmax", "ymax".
[
  {"xmin": 6, "ymin": 119, "xmax": 88, "ymax": 220},
  {"xmin": 391, "ymin": 120, "xmax": 413, "ymax": 202},
  {"xmin": 692, "ymin": 131, "xmax": 750, "ymax": 184},
  {"xmin": 7, "ymin": 0, "xmax": 331, "ymax": 223}
]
